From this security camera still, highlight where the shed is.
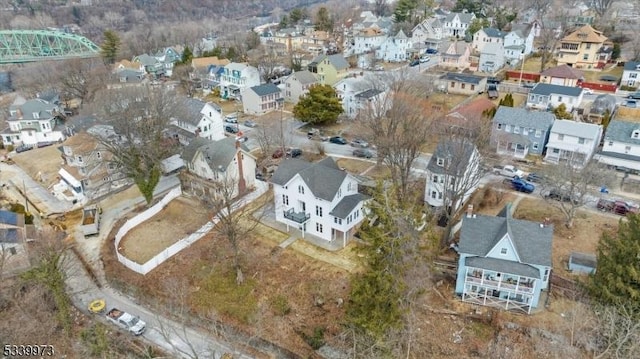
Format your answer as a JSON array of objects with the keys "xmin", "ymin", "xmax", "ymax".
[{"xmin": 568, "ymin": 252, "xmax": 597, "ymax": 274}]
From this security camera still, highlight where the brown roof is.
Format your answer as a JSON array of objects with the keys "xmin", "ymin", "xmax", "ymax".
[
  {"xmin": 62, "ymin": 132, "xmax": 99, "ymax": 154},
  {"xmin": 191, "ymin": 56, "xmax": 231, "ymax": 69},
  {"xmin": 540, "ymin": 64, "xmax": 584, "ymax": 79},
  {"xmin": 114, "ymin": 60, "xmax": 140, "ymax": 70},
  {"xmin": 359, "ymin": 28, "xmax": 383, "ymax": 37},
  {"xmin": 447, "ymin": 97, "xmax": 496, "ymax": 123},
  {"xmin": 562, "ymin": 25, "xmax": 608, "ymax": 44}
]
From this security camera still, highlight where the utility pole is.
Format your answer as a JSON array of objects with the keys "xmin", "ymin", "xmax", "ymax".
[
  {"xmin": 277, "ymin": 98, "xmax": 285, "ymax": 152},
  {"xmin": 23, "ymin": 179, "xmax": 29, "ymax": 213}
]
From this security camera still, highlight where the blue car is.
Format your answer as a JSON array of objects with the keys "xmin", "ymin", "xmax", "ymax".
[
  {"xmin": 426, "ymin": 48, "xmax": 438, "ymax": 54},
  {"xmin": 409, "ymin": 59, "xmax": 420, "ymax": 67},
  {"xmin": 511, "ymin": 177, "xmax": 535, "ymax": 193}
]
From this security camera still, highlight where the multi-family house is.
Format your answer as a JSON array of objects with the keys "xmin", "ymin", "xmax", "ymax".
[
  {"xmin": 376, "ymin": 30, "xmax": 412, "ymax": 62},
  {"xmin": 441, "ymin": 72, "xmax": 485, "ymax": 96},
  {"xmin": 503, "ymin": 24, "xmax": 535, "ymax": 63},
  {"xmin": 455, "ymin": 204, "xmax": 553, "ymax": 314},
  {"xmin": 283, "ymin": 70, "xmax": 318, "ymax": 104},
  {"xmin": 167, "ymin": 98, "xmax": 225, "ymax": 146},
  {"xmin": 526, "ymin": 83, "xmax": 584, "ymax": 112},
  {"xmin": 556, "ymin": 25, "xmax": 613, "ymax": 69},
  {"xmin": 57, "ymin": 132, "xmax": 128, "ymax": 202},
  {"xmin": 491, "ymin": 106, "xmax": 555, "ymax": 159},
  {"xmin": 411, "ymin": 17, "xmax": 443, "ymax": 50},
  {"xmin": 271, "ymin": 157, "xmax": 370, "ymax": 247},
  {"xmin": 154, "ymin": 47, "xmax": 182, "ymax": 77},
  {"xmin": 133, "ymin": 54, "xmax": 165, "ymax": 77},
  {"xmin": 539, "ymin": 64, "xmax": 584, "ymax": 87},
  {"xmin": 308, "ymin": 54, "xmax": 350, "ymax": 86},
  {"xmin": 352, "ymin": 27, "xmax": 387, "ymax": 56},
  {"xmin": 191, "ymin": 56, "xmax": 230, "ymax": 73},
  {"xmin": 424, "ymin": 139, "xmax": 480, "ymax": 209},
  {"xmin": 272, "ymin": 27, "xmax": 305, "ymax": 51},
  {"xmin": 219, "ymin": 62, "xmax": 261, "ymax": 100},
  {"xmin": 181, "ymin": 137, "xmax": 256, "ymax": 200},
  {"xmin": 334, "ymin": 75, "xmax": 387, "ymax": 118},
  {"xmin": 472, "ymin": 28, "xmax": 507, "ymax": 53},
  {"xmin": 621, "ymin": 61, "xmax": 640, "ymax": 88},
  {"xmin": 597, "ymin": 119, "xmax": 640, "ymax": 172},
  {"xmin": 440, "ymin": 41, "xmax": 471, "ymax": 69},
  {"xmin": 545, "ymin": 120, "xmax": 603, "ymax": 166},
  {"xmin": 110, "ymin": 68, "xmax": 146, "ymax": 88},
  {"xmin": 443, "ymin": 12, "xmax": 476, "ymax": 38},
  {"xmin": 479, "ymin": 42, "xmax": 505, "ymax": 73},
  {"xmin": 114, "ymin": 59, "xmax": 145, "ymax": 73},
  {"xmin": 2, "ymin": 96, "xmax": 66, "ymax": 147},
  {"xmin": 242, "ymin": 83, "xmax": 282, "ymax": 115}
]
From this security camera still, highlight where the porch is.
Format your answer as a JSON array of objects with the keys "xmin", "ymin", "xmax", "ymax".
[
  {"xmin": 495, "ymin": 133, "xmax": 530, "ymax": 159},
  {"xmin": 545, "ymin": 146, "xmax": 587, "ymax": 166}
]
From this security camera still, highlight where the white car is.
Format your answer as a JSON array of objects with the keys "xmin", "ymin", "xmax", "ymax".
[
  {"xmin": 419, "ymin": 56, "xmax": 431, "ymax": 63},
  {"xmin": 582, "ymin": 88, "xmax": 594, "ymax": 95}
]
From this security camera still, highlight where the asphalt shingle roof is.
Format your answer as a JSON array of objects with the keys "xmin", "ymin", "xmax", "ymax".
[
  {"xmin": 181, "ymin": 137, "xmax": 248, "ymax": 170},
  {"xmin": 329, "ymin": 193, "xmax": 369, "ymax": 219},
  {"xmin": 624, "ymin": 61, "xmax": 640, "ymax": 71},
  {"xmin": 355, "ymin": 89, "xmax": 383, "ymax": 99},
  {"xmin": 310, "ymin": 54, "xmax": 349, "ymax": 71},
  {"xmin": 289, "ymin": 70, "xmax": 317, "ymax": 85},
  {"xmin": 271, "ymin": 157, "xmax": 347, "ymax": 201},
  {"xmin": 458, "ymin": 204, "xmax": 553, "ymax": 268},
  {"xmin": 530, "ymin": 83, "xmax": 583, "ymax": 97},
  {"xmin": 442, "ymin": 72, "xmax": 483, "ymax": 85},
  {"xmin": 482, "ymin": 28, "xmax": 507, "ymax": 38},
  {"xmin": 445, "ymin": 12, "xmax": 475, "ymax": 24},
  {"xmin": 604, "ymin": 119, "xmax": 640, "ymax": 144},
  {"xmin": 250, "ymin": 83, "xmax": 281, "ymax": 97},
  {"xmin": 9, "ymin": 99, "xmax": 58, "ymax": 121},
  {"xmin": 181, "ymin": 98, "xmax": 206, "ymax": 126},
  {"xmin": 466, "ymin": 256, "xmax": 541, "ymax": 278},
  {"xmin": 492, "ymin": 106, "xmax": 555, "ymax": 129},
  {"xmin": 550, "ymin": 120, "xmax": 601, "ymax": 140},
  {"xmin": 540, "ymin": 64, "xmax": 584, "ymax": 79},
  {"xmin": 426, "ymin": 139, "xmax": 477, "ymax": 175}
]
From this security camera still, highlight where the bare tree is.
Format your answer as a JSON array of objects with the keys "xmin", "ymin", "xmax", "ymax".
[
  {"xmin": 591, "ymin": 303, "xmax": 640, "ymax": 359},
  {"xmin": 527, "ymin": 0, "xmax": 553, "ymax": 19},
  {"xmin": 538, "ymin": 156, "xmax": 615, "ymax": 228},
  {"xmin": 373, "ymin": 0, "xmax": 390, "ymax": 16},
  {"xmin": 56, "ymin": 58, "xmax": 109, "ymax": 106},
  {"xmin": 90, "ymin": 86, "xmax": 182, "ymax": 204},
  {"xmin": 590, "ymin": 0, "xmax": 618, "ymax": 18},
  {"xmin": 253, "ymin": 120, "xmax": 283, "ymax": 160},
  {"xmin": 247, "ymin": 45, "xmax": 285, "ymax": 83}
]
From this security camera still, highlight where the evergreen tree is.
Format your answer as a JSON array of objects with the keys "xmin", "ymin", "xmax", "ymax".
[
  {"xmin": 393, "ymin": 0, "xmax": 419, "ymax": 23},
  {"xmin": 315, "ymin": 7, "xmax": 333, "ymax": 32},
  {"xmin": 467, "ymin": 18, "xmax": 490, "ymax": 37},
  {"xmin": 180, "ymin": 45, "xmax": 193, "ymax": 65},
  {"xmin": 289, "ymin": 8, "xmax": 305, "ymax": 25},
  {"xmin": 100, "ymin": 30, "xmax": 120, "ymax": 65},
  {"xmin": 499, "ymin": 93, "xmax": 514, "ymax": 107},
  {"xmin": 293, "ymin": 84, "xmax": 343, "ymax": 125},
  {"xmin": 279, "ymin": 15, "xmax": 289, "ymax": 29},
  {"xmin": 591, "ymin": 214, "xmax": 640, "ymax": 309}
]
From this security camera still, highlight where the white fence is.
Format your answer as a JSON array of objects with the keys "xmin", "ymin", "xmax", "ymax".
[{"xmin": 114, "ymin": 181, "xmax": 269, "ymax": 275}]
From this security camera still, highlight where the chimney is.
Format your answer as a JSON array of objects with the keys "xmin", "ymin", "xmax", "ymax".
[
  {"xmin": 466, "ymin": 204, "xmax": 473, "ymax": 218},
  {"xmin": 236, "ymin": 140, "xmax": 246, "ymax": 195}
]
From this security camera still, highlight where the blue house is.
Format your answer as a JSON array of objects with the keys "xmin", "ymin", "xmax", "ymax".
[
  {"xmin": 455, "ymin": 204, "xmax": 553, "ymax": 314},
  {"xmin": 491, "ymin": 106, "xmax": 555, "ymax": 159}
]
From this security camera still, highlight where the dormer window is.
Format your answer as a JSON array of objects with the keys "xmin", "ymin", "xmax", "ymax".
[
  {"xmin": 436, "ymin": 157, "xmax": 444, "ymax": 166},
  {"xmin": 633, "ymin": 129, "xmax": 640, "ymax": 139},
  {"xmin": 32, "ymin": 112, "xmax": 39, "ymax": 119}
]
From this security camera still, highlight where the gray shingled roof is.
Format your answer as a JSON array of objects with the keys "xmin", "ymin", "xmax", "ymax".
[
  {"xmin": 599, "ymin": 151, "xmax": 640, "ymax": 161},
  {"xmin": 604, "ymin": 119, "xmax": 640, "ymax": 144},
  {"xmin": 458, "ymin": 204, "xmax": 553, "ymax": 268},
  {"xmin": 135, "ymin": 54, "xmax": 158, "ymax": 66},
  {"xmin": 250, "ymin": 83, "xmax": 281, "ymax": 96},
  {"xmin": 289, "ymin": 70, "xmax": 317, "ymax": 85},
  {"xmin": 9, "ymin": 99, "xmax": 58, "ymax": 121},
  {"xmin": 181, "ymin": 137, "xmax": 211, "ymax": 163},
  {"xmin": 181, "ymin": 98, "xmax": 206, "ymax": 126},
  {"xmin": 530, "ymin": 83, "xmax": 583, "ymax": 97},
  {"xmin": 426, "ymin": 139, "xmax": 477, "ymax": 175},
  {"xmin": 181, "ymin": 137, "xmax": 248, "ymax": 170},
  {"xmin": 482, "ymin": 42, "xmax": 503, "ymax": 55},
  {"xmin": 271, "ymin": 157, "xmax": 347, "ymax": 201},
  {"xmin": 355, "ymin": 89, "xmax": 383, "ymax": 99},
  {"xmin": 445, "ymin": 12, "xmax": 475, "ymax": 24},
  {"xmin": 482, "ymin": 28, "xmax": 507, "ymax": 38},
  {"xmin": 310, "ymin": 54, "xmax": 349, "ymax": 71},
  {"xmin": 492, "ymin": 106, "xmax": 555, "ymax": 129},
  {"xmin": 551, "ymin": 120, "xmax": 601, "ymax": 139},
  {"xmin": 466, "ymin": 256, "xmax": 541, "ymax": 278},
  {"xmin": 442, "ymin": 72, "xmax": 483, "ymax": 85},
  {"xmin": 624, "ymin": 61, "xmax": 640, "ymax": 71},
  {"xmin": 329, "ymin": 193, "xmax": 369, "ymax": 219}
]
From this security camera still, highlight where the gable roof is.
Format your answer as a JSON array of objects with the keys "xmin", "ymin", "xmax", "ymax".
[
  {"xmin": 249, "ymin": 83, "xmax": 281, "ymax": 96},
  {"xmin": 530, "ymin": 83, "xmax": 583, "ymax": 97},
  {"xmin": 192, "ymin": 56, "xmax": 230, "ymax": 69},
  {"xmin": 604, "ymin": 119, "xmax": 640, "ymax": 144},
  {"xmin": 442, "ymin": 72, "xmax": 483, "ymax": 85},
  {"xmin": 624, "ymin": 61, "xmax": 640, "ymax": 71},
  {"xmin": 134, "ymin": 54, "xmax": 158, "ymax": 66},
  {"xmin": 509, "ymin": 24, "xmax": 532, "ymax": 39},
  {"xmin": 459, "ymin": 203, "xmax": 553, "ymax": 268},
  {"xmin": 448, "ymin": 97, "xmax": 496, "ymax": 122},
  {"xmin": 445, "ymin": 12, "xmax": 475, "ymax": 24},
  {"xmin": 355, "ymin": 88, "xmax": 383, "ymax": 99},
  {"xmin": 9, "ymin": 98, "xmax": 58, "ymax": 121},
  {"xmin": 288, "ymin": 70, "xmax": 318, "ymax": 85},
  {"xmin": 395, "ymin": 29, "xmax": 408, "ymax": 39},
  {"xmin": 492, "ymin": 106, "xmax": 555, "ymax": 129},
  {"xmin": 550, "ymin": 120, "xmax": 602, "ymax": 139},
  {"xmin": 271, "ymin": 157, "xmax": 347, "ymax": 201},
  {"xmin": 540, "ymin": 64, "xmax": 584, "ymax": 79},
  {"xmin": 562, "ymin": 24, "xmax": 608, "ymax": 43},
  {"xmin": 482, "ymin": 28, "xmax": 507, "ymax": 38},
  {"xmin": 481, "ymin": 42, "xmax": 503, "ymax": 54},
  {"xmin": 182, "ymin": 137, "xmax": 248, "ymax": 169},
  {"xmin": 426, "ymin": 139, "xmax": 477, "ymax": 175},
  {"xmin": 180, "ymin": 98, "xmax": 207, "ymax": 125},
  {"xmin": 310, "ymin": 54, "xmax": 349, "ymax": 71},
  {"xmin": 329, "ymin": 193, "xmax": 369, "ymax": 219}
]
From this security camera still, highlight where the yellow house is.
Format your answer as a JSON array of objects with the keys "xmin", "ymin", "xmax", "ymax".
[
  {"xmin": 556, "ymin": 25, "xmax": 613, "ymax": 69},
  {"xmin": 308, "ymin": 54, "xmax": 350, "ymax": 86}
]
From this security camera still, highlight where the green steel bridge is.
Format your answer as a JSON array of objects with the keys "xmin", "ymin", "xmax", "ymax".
[{"xmin": 0, "ymin": 30, "xmax": 100, "ymax": 64}]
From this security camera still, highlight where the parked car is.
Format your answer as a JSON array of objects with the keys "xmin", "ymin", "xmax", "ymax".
[
  {"xmin": 286, "ymin": 148, "xmax": 302, "ymax": 158},
  {"xmin": 526, "ymin": 172, "xmax": 543, "ymax": 183},
  {"xmin": 329, "ymin": 136, "xmax": 347, "ymax": 145},
  {"xmin": 236, "ymin": 136, "xmax": 248, "ymax": 143},
  {"xmin": 353, "ymin": 149, "xmax": 373, "ymax": 158},
  {"xmin": 409, "ymin": 59, "xmax": 420, "ymax": 67},
  {"xmin": 509, "ymin": 177, "xmax": 535, "ymax": 193},
  {"xmin": 243, "ymin": 120, "xmax": 257, "ymax": 128},
  {"xmin": 545, "ymin": 188, "xmax": 579, "ymax": 204},
  {"xmin": 597, "ymin": 199, "xmax": 640, "ymax": 216},
  {"xmin": 419, "ymin": 55, "xmax": 430, "ymax": 63},
  {"xmin": 272, "ymin": 148, "xmax": 284, "ymax": 158},
  {"xmin": 351, "ymin": 139, "xmax": 369, "ymax": 148},
  {"xmin": 624, "ymin": 100, "xmax": 637, "ymax": 108},
  {"xmin": 493, "ymin": 165, "xmax": 525, "ymax": 178},
  {"xmin": 225, "ymin": 125, "xmax": 239, "ymax": 134},
  {"xmin": 582, "ymin": 88, "xmax": 594, "ymax": 95},
  {"xmin": 426, "ymin": 48, "xmax": 438, "ymax": 54},
  {"xmin": 487, "ymin": 77, "xmax": 501, "ymax": 84},
  {"xmin": 628, "ymin": 91, "xmax": 640, "ymax": 100},
  {"xmin": 224, "ymin": 113, "xmax": 238, "ymax": 123},
  {"xmin": 15, "ymin": 144, "xmax": 33, "ymax": 153}
]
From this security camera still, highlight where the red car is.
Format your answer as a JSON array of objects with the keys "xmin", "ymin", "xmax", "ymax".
[
  {"xmin": 272, "ymin": 148, "xmax": 284, "ymax": 159},
  {"xmin": 597, "ymin": 199, "xmax": 639, "ymax": 216}
]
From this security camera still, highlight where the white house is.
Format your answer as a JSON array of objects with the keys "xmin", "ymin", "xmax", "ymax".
[
  {"xmin": 241, "ymin": 83, "xmax": 282, "ymax": 115},
  {"xmin": 284, "ymin": 70, "xmax": 318, "ymax": 104},
  {"xmin": 424, "ymin": 139, "xmax": 480, "ymax": 210},
  {"xmin": 1, "ymin": 96, "xmax": 67, "ymax": 147},
  {"xmin": 334, "ymin": 75, "xmax": 387, "ymax": 119},
  {"xmin": 621, "ymin": 61, "xmax": 640, "ymax": 88},
  {"xmin": 352, "ymin": 27, "xmax": 388, "ymax": 56},
  {"xmin": 168, "ymin": 98, "xmax": 225, "ymax": 146},
  {"xmin": 411, "ymin": 17, "xmax": 443, "ymax": 50},
  {"xmin": 472, "ymin": 28, "xmax": 507, "ymax": 54},
  {"xmin": 503, "ymin": 24, "xmax": 535, "ymax": 63},
  {"xmin": 479, "ymin": 42, "xmax": 505, "ymax": 73},
  {"xmin": 545, "ymin": 120, "xmax": 603, "ymax": 167},
  {"xmin": 181, "ymin": 137, "xmax": 256, "ymax": 200},
  {"xmin": 219, "ymin": 62, "xmax": 261, "ymax": 100},
  {"xmin": 597, "ymin": 119, "xmax": 640, "ymax": 172},
  {"xmin": 442, "ymin": 12, "xmax": 476, "ymax": 38},
  {"xmin": 526, "ymin": 83, "xmax": 584, "ymax": 112},
  {"xmin": 271, "ymin": 157, "xmax": 370, "ymax": 247},
  {"xmin": 376, "ymin": 30, "xmax": 412, "ymax": 62}
]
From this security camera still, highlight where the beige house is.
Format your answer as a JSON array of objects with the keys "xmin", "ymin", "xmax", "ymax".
[
  {"xmin": 539, "ymin": 64, "xmax": 584, "ymax": 87},
  {"xmin": 441, "ymin": 72, "xmax": 486, "ymax": 96},
  {"xmin": 241, "ymin": 83, "xmax": 282, "ymax": 115},
  {"xmin": 308, "ymin": 54, "xmax": 350, "ymax": 86},
  {"xmin": 440, "ymin": 41, "xmax": 471, "ymax": 70},
  {"xmin": 284, "ymin": 70, "xmax": 318, "ymax": 104},
  {"xmin": 556, "ymin": 25, "xmax": 613, "ymax": 69}
]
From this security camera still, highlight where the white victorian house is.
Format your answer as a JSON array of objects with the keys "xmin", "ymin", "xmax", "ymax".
[
  {"xmin": 545, "ymin": 120, "xmax": 603, "ymax": 167},
  {"xmin": 597, "ymin": 119, "xmax": 640, "ymax": 172},
  {"xmin": 411, "ymin": 17, "xmax": 443, "ymax": 50},
  {"xmin": 271, "ymin": 157, "xmax": 370, "ymax": 247},
  {"xmin": 2, "ymin": 96, "xmax": 67, "ymax": 147},
  {"xmin": 472, "ymin": 28, "xmax": 507, "ymax": 54},
  {"xmin": 376, "ymin": 30, "xmax": 412, "ymax": 62},
  {"xmin": 219, "ymin": 62, "xmax": 261, "ymax": 100},
  {"xmin": 334, "ymin": 75, "xmax": 388, "ymax": 119},
  {"xmin": 443, "ymin": 12, "xmax": 476, "ymax": 38},
  {"xmin": 168, "ymin": 98, "xmax": 225, "ymax": 146}
]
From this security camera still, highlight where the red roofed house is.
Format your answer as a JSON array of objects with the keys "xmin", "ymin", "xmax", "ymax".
[
  {"xmin": 539, "ymin": 64, "xmax": 584, "ymax": 87},
  {"xmin": 444, "ymin": 97, "xmax": 497, "ymax": 136}
]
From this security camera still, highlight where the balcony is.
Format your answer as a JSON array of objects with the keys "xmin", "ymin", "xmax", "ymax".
[
  {"xmin": 466, "ymin": 270, "xmax": 535, "ymax": 294},
  {"xmin": 283, "ymin": 208, "xmax": 310, "ymax": 224}
]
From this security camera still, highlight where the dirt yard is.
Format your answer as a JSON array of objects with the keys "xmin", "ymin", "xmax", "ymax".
[
  {"xmin": 11, "ymin": 144, "xmax": 63, "ymax": 186},
  {"xmin": 336, "ymin": 158, "xmax": 374, "ymax": 175},
  {"xmin": 119, "ymin": 196, "xmax": 211, "ymax": 264}
]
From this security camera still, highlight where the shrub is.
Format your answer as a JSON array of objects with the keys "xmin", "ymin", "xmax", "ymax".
[
  {"xmin": 620, "ymin": 85, "xmax": 637, "ymax": 92},
  {"xmin": 300, "ymin": 326, "xmax": 325, "ymax": 350},
  {"xmin": 270, "ymin": 294, "xmax": 291, "ymax": 316},
  {"xmin": 10, "ymin": 203, "xmax": 34, "ymax": 224}
]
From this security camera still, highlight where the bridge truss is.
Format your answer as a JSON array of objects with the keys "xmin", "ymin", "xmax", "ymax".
[{"xmin": 0, "ymin": 30, "xmax": 100, "ymax": 64}]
